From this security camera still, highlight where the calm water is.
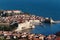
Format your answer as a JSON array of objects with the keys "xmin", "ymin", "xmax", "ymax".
[{"xmin": 0, "ymin": 0, "xmax": 60, "ymax": 35}]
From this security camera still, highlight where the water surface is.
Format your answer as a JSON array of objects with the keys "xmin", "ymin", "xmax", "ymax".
[{"xmin": 0, "ymin": 0, "xmax": 60, "ymax": 35}]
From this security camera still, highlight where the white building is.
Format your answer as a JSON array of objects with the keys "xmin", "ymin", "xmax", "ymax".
[
  {"xmin": 6, "ymin": 10, "xmax": 12, "ymax": 13},
  {"xmin": 13, "ymin": 10, "xmax": 22, "ymax": 13},
  {"xmin": 15, "ymin": 21, "xmax": 35, "ymax": 31},
  {"xmin": 4, "ymin": 10, "xmax": 12, "ymax": 13}
]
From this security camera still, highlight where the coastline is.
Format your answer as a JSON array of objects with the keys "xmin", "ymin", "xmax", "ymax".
[
  {"xmin": 0, "ymin": 10, "xmax": 45, "ymax": 31},
  {"xmin": 0, "ymin": 10, "xmax": 59, "ymax": 36}
]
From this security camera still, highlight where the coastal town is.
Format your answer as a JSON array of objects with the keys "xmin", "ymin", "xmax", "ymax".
[
  {"xmin": 0, "ymin": 10, "xmax": 44, "ymax": 23},
  {"xmin": 0, "ymin": 10, "xmax": 45, "ymax": 31},
  {"xmin": 0, "ymin": 10, "xmax": 59, "ymax": 40}
]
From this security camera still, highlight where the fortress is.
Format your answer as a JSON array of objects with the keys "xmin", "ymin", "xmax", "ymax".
[{"xmin": 15, "ymin": 20, "xmax": 40, "ymax": 32}]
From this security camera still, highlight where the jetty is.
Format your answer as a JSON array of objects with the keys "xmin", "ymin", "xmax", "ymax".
[
  {"xmin": 51, "ymin": 20, "xmax": 60, "ymax": 24},
  {"xmin": 45, "ymin": 17, "xmax": 60, "ymax": 24}
]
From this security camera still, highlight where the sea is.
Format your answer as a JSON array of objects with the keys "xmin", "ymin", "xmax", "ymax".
[{"xmin": 0, "ymin": 0, "xmax": 60, "ymax": 35}]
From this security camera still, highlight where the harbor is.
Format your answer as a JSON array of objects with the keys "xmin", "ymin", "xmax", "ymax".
[
  {"xmin": 0, "ymin": 0, "xmax": 60, "ymax": 40},
  {"xmin": 0, "ymin": 10, "xmax": 59, "ymax": 34},
  {"xmin": 0, "ymin": 10, "xmax": 60, "ymax": 32}
]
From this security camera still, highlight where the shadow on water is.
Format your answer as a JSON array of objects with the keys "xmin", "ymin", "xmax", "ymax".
[{"xmin": 29, "ymin": 23, "xmax": 60, "ymax": 36}]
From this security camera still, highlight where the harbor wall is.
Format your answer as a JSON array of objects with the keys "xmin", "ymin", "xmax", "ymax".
[{"xmin": 15, "ymin": 20, "xmax": 40, "ymax": 32}]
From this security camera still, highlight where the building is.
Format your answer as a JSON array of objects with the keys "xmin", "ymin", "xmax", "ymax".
[
  {"xmin": 5, "ymin": 10, "xmax": 12, "ymax": 13},
  {"xmin": 13, "ymin": 10, "xmax": 22, "ymax": 14}
]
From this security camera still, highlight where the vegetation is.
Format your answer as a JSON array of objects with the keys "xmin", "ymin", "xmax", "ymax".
[{"xmin": 0, "ymin": 24, "xmax": 17, "ymax": 31}]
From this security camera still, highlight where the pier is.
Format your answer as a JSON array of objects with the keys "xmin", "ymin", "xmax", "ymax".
[
  {"xmin": 51, "ymin": 21, "xmax": 60, "ymax": 24},
  {"xmin": 50, "ymin": 18, "xmax": 60, "ymax": 24},
  {"xmin": 44, "ymin": 17, "xmax": 60, "ymax": 24}
]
